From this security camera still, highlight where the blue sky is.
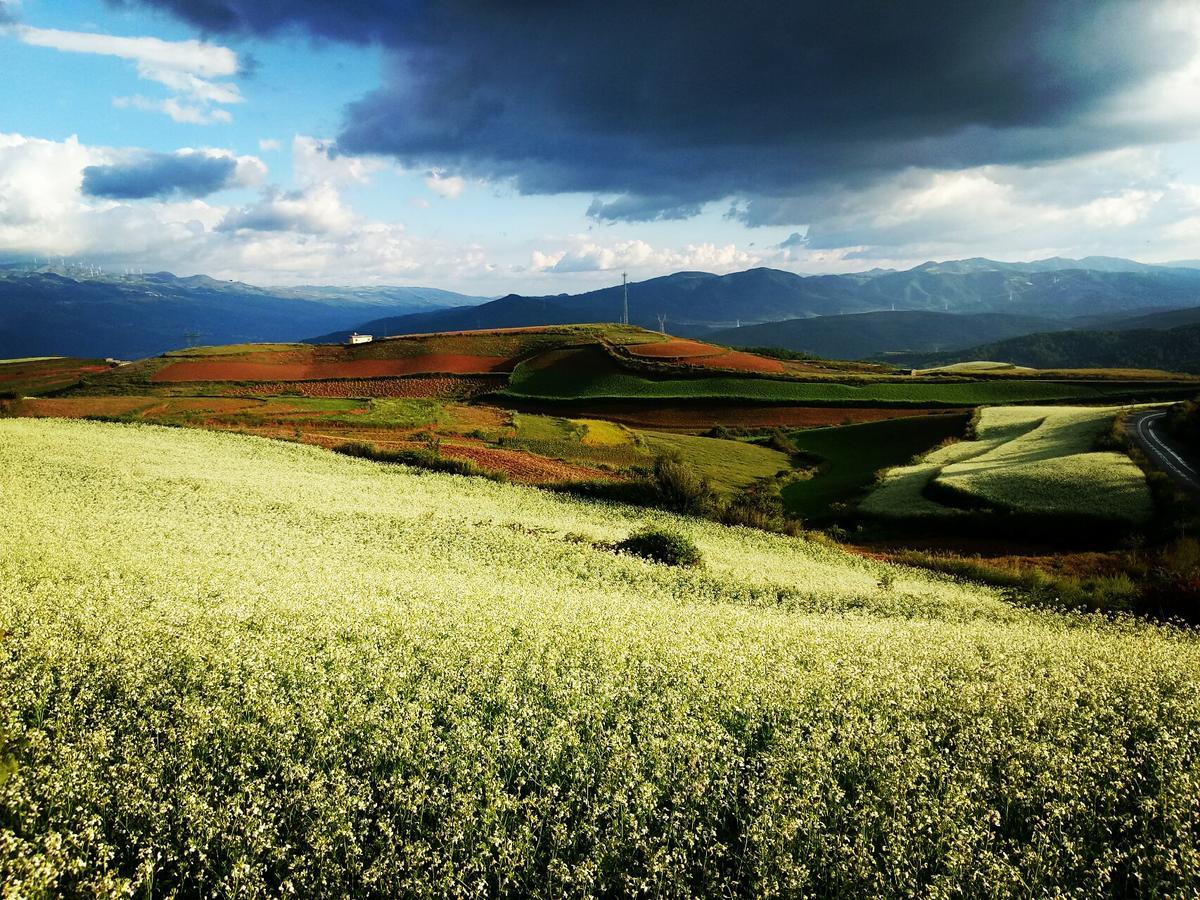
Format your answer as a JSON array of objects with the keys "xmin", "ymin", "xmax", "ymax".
[{"xmin": 3, "ymin": 0, "xmax": 1200, "ymax": 290}]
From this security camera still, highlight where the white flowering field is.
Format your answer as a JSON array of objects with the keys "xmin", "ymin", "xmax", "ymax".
[
  {"xmin": 862, "ymin": 405, "xmax": 1153, "ymax": 523},
  {"xmin": 2, "ymin": 419, "xmax": 1199, "ymax": 897}
]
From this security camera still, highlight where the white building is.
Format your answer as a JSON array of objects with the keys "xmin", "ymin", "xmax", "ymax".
[{"xmin": 347, "ymin": 333, "xmax": 374, "ymax": 345}]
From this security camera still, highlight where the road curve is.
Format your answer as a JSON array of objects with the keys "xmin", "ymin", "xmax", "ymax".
[{"xmin": 1126, "ymin": 409, "xmax": 1200, "ymax": 496}]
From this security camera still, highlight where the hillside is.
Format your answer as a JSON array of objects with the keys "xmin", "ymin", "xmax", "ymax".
[
  {"xmin": 317, "ymin": 259, "xmax": 1200, "ymax": 341},
  {"xmin": 885, "ymin": 323, "xmax": 1200, "ymax": 373},
  {"xmin": 4, "ymin": 418, "xmax": 1200, "ymax": 895},
  {"xmin": 0, "ymin": 270, "xmax": 487, "ymax": 359},
  {"xmin": 708, "ymin": 310, "xmax": 1064, "ymax": 359}
]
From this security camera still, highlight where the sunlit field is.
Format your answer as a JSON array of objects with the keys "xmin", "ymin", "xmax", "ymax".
[
  {"xmin": 2, "ymin": 419, "xmax": 1199, "ymax": 897},
  {"xmin": 862, "ymin": 405, "xmax": 1153, "ymax": 524}
]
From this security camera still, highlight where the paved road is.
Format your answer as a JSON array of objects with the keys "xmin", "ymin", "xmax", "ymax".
[{"xmin": 1126, "ymin": 409, "xmax": 1200, "ymax": 495}]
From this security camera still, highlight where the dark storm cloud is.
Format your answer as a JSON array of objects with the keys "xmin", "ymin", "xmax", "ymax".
[
  {"xmin": 82, "ymin": 152, "xmax": 238, "ymax": 199},
  {"xmin": 121, "ymin": 1, "xmax": 1200, "ymax": 221},
  {"xmin": 586, "ymin": 195, "xmax": 703, "ymax": 223}
]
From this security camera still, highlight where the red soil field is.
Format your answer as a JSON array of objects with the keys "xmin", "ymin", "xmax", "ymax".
[
  {"xmin": 152, "ymin": 354, "xmax": 515, "ymax": 383},
  {"xmin": 626, "ymin": 339, "xmax": 723, "ymax": 359},
  {"xmin": 235, "ymin": 376, "xmax": 505, "ymax": 399},
  {"xmin": 0, "ymin": 363, "xmax": 110, "ymax": 383},
  {"xmin": 497, "ymin": 401, "xmax": 968, "ymax": 432},
  {"xmin": 625, "ymin": 340, "xmax": 787, "ymax": 373},
  {"xmin": 15, "ymin": 397, "xmax": 153, "ymax": 417},
  {"xmin": 284, "ymin": 429, "xmax": 612, "ymax": 483},
  {"xmin": 686, "ymin": 351, "xmax": 787, "ymax": 374}
]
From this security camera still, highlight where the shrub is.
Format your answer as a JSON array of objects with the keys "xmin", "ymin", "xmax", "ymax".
[
  {"xmin": 614, "ymin": 527, "xmax": 703, "ymax": 567},
  {"xmin": 765, "ymin": 428, "xmax": 798, "ymax": 455},
  {"xmin": 651, "ymin": 454, "xmax": 716, "ymax": 515}
]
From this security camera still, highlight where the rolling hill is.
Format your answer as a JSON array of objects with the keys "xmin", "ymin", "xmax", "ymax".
[
  {"xmin": 884, "ymin": 323, "xmax": 1200, "ymax": 373},
  {"xmin": 707, "ymin": 310, "xmax": 1066, "ymax": 359}
]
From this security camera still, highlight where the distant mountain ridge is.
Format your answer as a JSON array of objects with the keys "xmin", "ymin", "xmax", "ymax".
[
  {"xmin": 315, "ymin": 258, "xmax": 1200, "ymax": 343},
  {"xmin": 881, "ymin": 322, "xmax": 1200, "ymax": 374},
  {"xmin": 706, "ymin": 311, "xmax": 1069, "ymax": 360},
  {"xmin": 0, "ymin": 270, "xmax": 488, "ymax": 359}
]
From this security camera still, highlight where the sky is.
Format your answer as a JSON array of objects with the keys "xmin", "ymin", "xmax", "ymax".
[{"xmin": 2, "ymin": 0, "xmax": 1200, "ymax": 292}]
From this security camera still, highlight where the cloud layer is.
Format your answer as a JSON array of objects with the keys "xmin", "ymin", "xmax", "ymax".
[{"xmin": 124, "ymin": 0, "xmax": 1200, "ymax": 221}]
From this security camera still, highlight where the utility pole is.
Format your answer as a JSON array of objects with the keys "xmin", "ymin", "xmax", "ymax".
[
  {"xmin": 622, "ymin": 272, "xmax": 629, "ymax": 325},
  {"xmin": 656, "ymin": 313, "xmax": 667, "ymax": 333}
]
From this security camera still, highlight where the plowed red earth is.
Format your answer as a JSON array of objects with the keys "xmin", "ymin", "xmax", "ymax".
[
  {"xmin": 692, "ymin": 351, "xmax": 787, "ymax": 373},
  {"xmin": 625, "ymin": 340, "xmax": 786, "ymax": 373},
  {"xmin": 152, "ymin": 354, "xmax": 514, "ymax": 382},
  {"xmin": 501, "ymin": 402, "xmax": 967, "ymax": 432},
  {"xmin": 627, "ymin": 339, "xmax": 722, "ymax": 358},
  {"xmin": 0, "ymin": 364, "xmax": 110, "ymax": 383},
  {"xmin": 233, "ymin": 376, "xmax": 505, "ymax": 398},
  {"xmin": 16, "ymin": 397, "xmax": 152, "ymax": 417},
  {"xmin": 286, "ymin": 429, "xmax": 613, "ymax": 483}
]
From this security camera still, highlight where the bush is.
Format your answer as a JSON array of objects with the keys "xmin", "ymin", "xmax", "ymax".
[
  {"xmin": 651, "ymin": 454, "xmax": 716, "ymax": 515},
  {"xmin": 614, "ymin": 527, "xmax": 703, "ymax": 567},
  {"xmin": 333, "ymin": 441, "xmax": 506, "ymax": 481}
]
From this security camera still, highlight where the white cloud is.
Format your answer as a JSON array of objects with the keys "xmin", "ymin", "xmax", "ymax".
[
  {"xmin": 114, "ymin": 95, "xmax": 233, "ymax": 125},
  {"xmin": 425, "ymin": 169, "xmax": 466, "ymax": 199},
  {"xmin": 742, "ymin": 147, "xmax": 1200, "ymax": 269},
  {"xmin": 0, "ymin": 131, "xmax": 492, "ymax": 286},
  {"xmin": 532, "ymin": 236, "xmax": 759, "ymax": 275},
  {"xmin": 13, "ymin": 26, "xmax": 237, "ymax": 76},
  {"xmin": 259, "ymin": 138, "xmax": 282, "ymax": 153},
  {"xmin": 293, "ymin": 136, "xmax": 389, "ymax": 187},
  {"xmin": 219, "ymin": 184, "xmax": 354, "ymax": 234},
  {"xmin": 12, "ymin": 25, "xmax": 242, "ymax": 124}
]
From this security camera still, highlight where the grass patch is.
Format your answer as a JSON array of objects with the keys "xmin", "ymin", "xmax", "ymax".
[
  {"xmin": 862, "ymin": 406, "xmax": 1154, "ymax": 528},
  {"xmin": 780, "ymin": 414, "xmax": 970, "ymax": 520},
  {"xmin": 637, "ymin": 430, "xmax": 791, "ymax": 494}
]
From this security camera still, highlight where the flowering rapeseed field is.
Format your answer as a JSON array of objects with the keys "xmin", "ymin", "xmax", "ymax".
[
  {"xmin": 862, "ymin": 405, "xmax": 1152, "ymax": 523},
  {"xmin": 2, "ymin": 419, "xmax": 1198, "ymax": 897}
]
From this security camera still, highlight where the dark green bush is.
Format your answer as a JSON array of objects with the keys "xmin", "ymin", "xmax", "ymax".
[
  {"xmin": 651, "ymin": 455, "xmax": 715, "ymax": 515},
  {"xmin": 333, "ymin": 441, "xmax": 506, "ymax": 481},
  {"xmin": 614, "ymin": 527, "xmax": 703, "ymax": 567}
]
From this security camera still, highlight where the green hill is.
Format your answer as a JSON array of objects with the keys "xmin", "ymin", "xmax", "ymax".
[
  {"xmin": 3, "ymin": 418, "xmax": 1200, "ymax": 895},
  {"xmin": 707, "ymin": 310, "xmax": 1061, "ymax": 359},
  {"xmin": 884, "ymin": 323, "xmax": 1200, "ymax": 373}
]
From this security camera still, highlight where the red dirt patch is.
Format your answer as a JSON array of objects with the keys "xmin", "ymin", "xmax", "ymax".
[
  {"xmin": 234, "ymin": 376, "xmax": 505, "ymax": 399},
  {"xmin": 275, "ymin": 428, "xmax": 613, "ymax": 483},
  {"xmin": 685, "ymin": 350, "xmax": 787, "ymax": 374},
  {"xmin": 495, "ymin": 401, "xmax": 968, "ymax": 432},
  {"xmin": 626, "ymin": 339, "xmax": 724, "ymax": 359},
  {"xmin": 625, "ymin": 339, "xmax": 786, "ymax": 373},
  {"xmin": 16, "ymin": 397, "xmax": 153, "ymax": 417},
  {"xmin": 152, "ymin": 354, "xmax": 514, "ymax": 383}
]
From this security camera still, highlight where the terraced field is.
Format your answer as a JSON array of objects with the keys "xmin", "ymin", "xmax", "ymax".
[
  {"xmin": 2, "ymin": 419, "xmax": 1199, "ymax": 896},
  {"xmin": 862, "ymin": 406, "xmax": 1154, "ymax": 524},
  {"xmin": 0, "ymin": 356, "xmax": 115, "ymax": 396},
  {"xmin": 505, "ymin": 347, "xmax": 1193, "ymax": 406}
]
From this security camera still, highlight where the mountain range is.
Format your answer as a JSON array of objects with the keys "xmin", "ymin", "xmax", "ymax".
[
  {"xmin": 0, "ymin": 268, "xmax": 487, "ymax": 359},
  {"xmin": 876, "ymin": 307, "xmax": 1200, "ymax": 373},
  {"xmin": 316, "ymin": 257, "xmax": 1200, "ymax": 344},
  {"xmin": 5, "ymin": 256, "xmax": 1200, "ymax": 361}
]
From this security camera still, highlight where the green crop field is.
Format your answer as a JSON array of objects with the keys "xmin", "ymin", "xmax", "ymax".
[
  {"xmin": 3, "ymin": 419, "xmax": 1200, "ymax": 896},
  {"xmin": 637, "ymin": 430, "xmax": 791, "ymax": 493},
  {"xmin": 781, "ymin": 414, "xmax": 970, "ymax": 520},
  {"xmin": 505, "ymin": 348, "xmax": 1190, "ymax": 406},
  {"xmin": 862, "ymin": 406, "xmax": 1154, "ymax": 524}
]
